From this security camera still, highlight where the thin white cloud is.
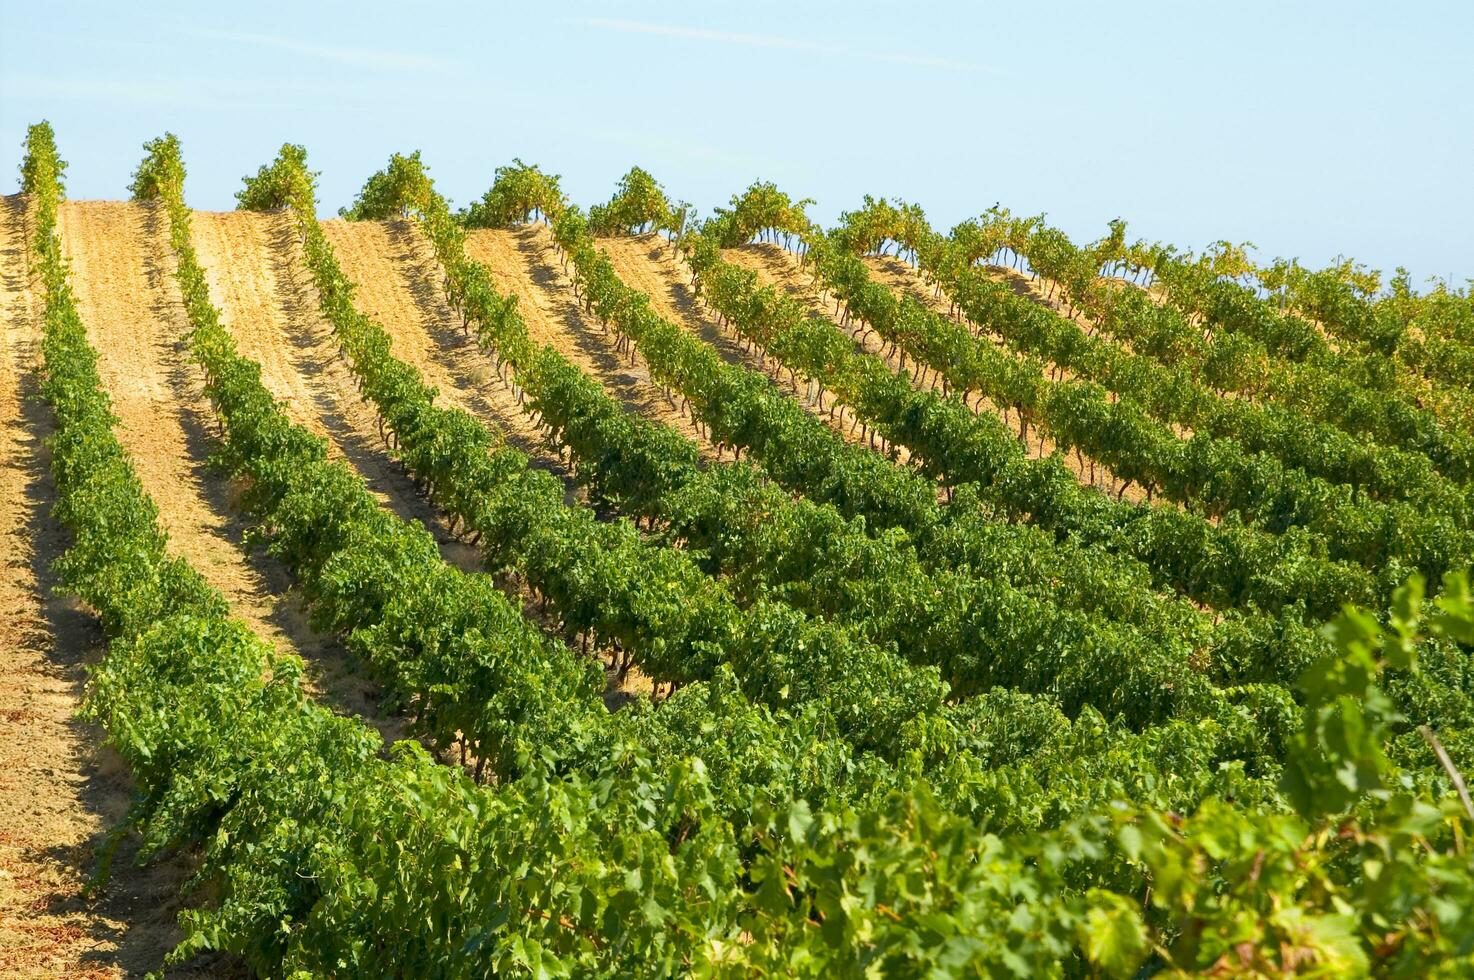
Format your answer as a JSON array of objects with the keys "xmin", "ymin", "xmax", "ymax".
[
  {"xmin": 571, "ymin": 17, "xmax": 998, "ymax": 74},
  {"xmin": 577, "ymin": 19, "xmax": 822, "ymax": 53},
  {"xmin": 187, "ymin": 28, "xmax": 450, "ymax": 72}
]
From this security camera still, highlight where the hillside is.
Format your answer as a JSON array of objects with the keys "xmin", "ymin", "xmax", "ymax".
[{"xmin": 4, "ymin": 126, "xmax": 1474, "ymax": 976}]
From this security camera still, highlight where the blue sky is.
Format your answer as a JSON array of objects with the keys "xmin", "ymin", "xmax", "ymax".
[{"xmin": 3, "ymin": 0, "xmax": 1470, "ymax": 286}]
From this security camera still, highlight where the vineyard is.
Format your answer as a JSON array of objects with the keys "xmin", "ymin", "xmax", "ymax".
[{"xmin": 3, "ymin": 121, "xmax": 1473, "ymax": 976}]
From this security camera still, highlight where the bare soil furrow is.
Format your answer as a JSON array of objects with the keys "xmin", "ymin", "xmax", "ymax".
[
  {"xmin": 462, "ymin": 224, "xmax": 721, "ymax": 461},
  {"xmin": 594, "ymin": 234, "xmax": 899, "ymax": 462},
  {"xmin": 1, "ymin": 196, "xmax": 236, "ymax": 977}
]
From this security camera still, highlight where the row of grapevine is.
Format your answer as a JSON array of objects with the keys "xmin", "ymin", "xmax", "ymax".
[
  {"xmin": 25, "ymin": 121, "xmax": 1474, "ymax": 975},
  {"xmin": 122, "ymin": 129, "xmax": 1146, "ymax": 972},
  {"xmin": 432, "ymin": 158, "xmax": 1306, "ymax": 719},
  {"xmin": 278, "ymin": 141, "xmax": 1308, "ymax": 848},
  {"xmin": 504, "ymin": 165, "xmax": 1374, "ymax": 688},
  {"xmin": 587, "ymin": 165, "xmax": 691, "ymax": 238},
  {"xmin": 797, "ymin": 213, "xmax": 1474, "ymax": 583},
  {"xmin": 1207, "ymin": 255, "xmax": 1474, "ymax": 425},
  {"xmin": 331, "ymin": 144, "xmax": 1304, "ymax": 816},
  {"xmin": 681, "ymin": 184, "xmax": 1382, "ymax": 620},
  {"xmin": 997, "ymin": 210, "xmax": 1474, "ymax": 470},
  {"xmin": 842, "ymin": 222, "xmax": 1473, "ymax": 514},
  {"xmin": 914, "ymin": 203, "xmax": 1474, "ymax": 479},
  {"xmin": 232, "ymin": 145, "xmax": 1009, "ymax": 770},
  {"xmin": 35, "ymin": 122, "xmax": 820, "ymax": 974},
  {"xmin": 342, "ymin": 154, "xmax": 1333, "ymax": 825}
]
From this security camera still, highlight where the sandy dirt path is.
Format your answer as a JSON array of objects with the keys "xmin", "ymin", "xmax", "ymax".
[
  {"xmin": 327, "ymin": 217, "xmax": 676, "ymax": 701},
  {"xmin": 318, "ymin": 217, "xmax": 581, "ymax": 475},
  {"xmin": 590, "ymin": 233, "xmax": 900, "ymax": 465},
  {"xmin": 289, "ymin": 217, "xmax": 652, "ymax": 701},
  {"xmin": 184, "ymin": 205, "xmax": 484, "ymax": 738},
  {"xmin": 58, "ymin": 200, "xmax": 415, "ymax": 748},
  {"xmin": 0, "ymin": 197, "xmax": 237, "ymax": 977},
  {"xmin": 599, "ymin": 234, "xmax": 946, "ymax": 480},
  {"xmin": 462, "ymin": 223, "xmax": 720, "ymax": 461},
  {"xmin": 56, "ymin": 201, "xmax": 353, "ymax": 672},
  {"xmin": 189, "ymin": 208, "xmax": 484, "ymax": 581}
]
